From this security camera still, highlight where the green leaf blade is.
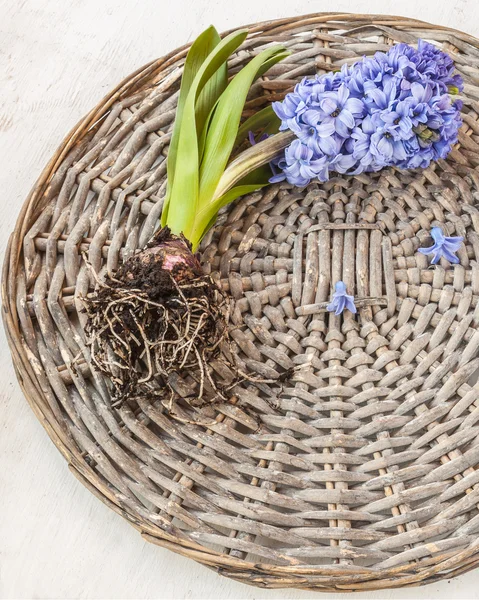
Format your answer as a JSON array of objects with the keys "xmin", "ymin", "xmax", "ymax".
[
  {"xmin": 214, "ymin": 129, "xmax": 294, "ymax": 201},
  {"xmin": 197, "ymin": 46, "xmax": 289, "ymax": 212},
  {"xmin": 162, "ymin": 25, "xmax": 221, "ymax": 226},
  {"xmin": 196, "ymin": 57, "xmax": 227, "ymax": 140},
  {"xmin": 190, "ymin": 183, "xmax": 268, "ymax": 250},
  {"xmin": 234, "ymin": 104, "xmax": 281, "ymax": 149},
  {"xmin": 165, "ymin": 28, "xmax": 249, "ymax": 238}
]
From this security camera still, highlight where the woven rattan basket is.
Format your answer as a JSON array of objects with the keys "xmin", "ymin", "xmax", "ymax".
[{"xmin": 5, "ymin": 13, "xmax": 479, "ymax": 592}]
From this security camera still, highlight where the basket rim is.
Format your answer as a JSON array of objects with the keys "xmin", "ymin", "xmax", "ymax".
[{"xmin": 4, "ymin": 12, "xmax": 479, "ymax": 590}]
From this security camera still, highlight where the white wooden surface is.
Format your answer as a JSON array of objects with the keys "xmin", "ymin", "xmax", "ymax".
[{"xmin": 2, "ymin": 1, "xmax": 479, "ymax": 598}]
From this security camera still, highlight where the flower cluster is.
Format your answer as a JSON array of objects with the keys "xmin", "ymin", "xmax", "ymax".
[{"xmin": 271, "ymin": 41, "xmax": 464, "ymax": 186}]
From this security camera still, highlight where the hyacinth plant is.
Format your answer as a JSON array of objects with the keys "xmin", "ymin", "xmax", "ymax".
[
  {"xmin": 84, "ymin": 28, "xmax": 464, "ymax": 407},
  {"xmin": 84, "ymin": 26, "xmax": 291, "ymax": 406}
]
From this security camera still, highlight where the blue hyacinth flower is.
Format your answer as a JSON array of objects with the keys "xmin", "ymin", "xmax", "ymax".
[
  {"xmin": 327, "ymin": 281, "xmax": 357, "ymax": 315},
  {"xmin": 418, "ymin": 227, "xmax": 463, "ymax": 264},
  {"xmin": 270, "ymin": 41, "xmax": 463, "ymax": 186}
]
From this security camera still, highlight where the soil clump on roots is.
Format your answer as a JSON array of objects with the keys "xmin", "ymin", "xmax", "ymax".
[{"xmin": 82, "ymin": 228, "xmax": 234, "ymax": 409}]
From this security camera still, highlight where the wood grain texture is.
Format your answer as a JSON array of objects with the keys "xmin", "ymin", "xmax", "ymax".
[{"xmin": 3, "ymin": 2, "xmax": 479, "ymax": 599}]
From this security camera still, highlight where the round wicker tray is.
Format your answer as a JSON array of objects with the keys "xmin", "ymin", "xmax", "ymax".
[{"xmin": 4, "ymin": 12, "xmax": 479, "ymax": 592}]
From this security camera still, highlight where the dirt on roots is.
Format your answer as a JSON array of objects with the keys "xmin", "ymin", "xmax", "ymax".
[{"xmin": 81, "ymin": 229, "xmax": 235, "ymax": 409}]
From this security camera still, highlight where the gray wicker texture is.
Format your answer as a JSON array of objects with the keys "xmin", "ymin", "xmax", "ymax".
[{"xmin": 4, "ymin": 13, "xmax": 479, "ymax": 592}]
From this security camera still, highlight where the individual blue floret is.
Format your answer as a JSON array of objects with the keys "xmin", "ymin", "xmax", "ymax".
[
  {"xmin": 327, "ymin": 281, "xmax": 357, "ymax": 315},
  {"xmin": 418, "ymin": 227, "xmax": 463, "ymax": 264}
]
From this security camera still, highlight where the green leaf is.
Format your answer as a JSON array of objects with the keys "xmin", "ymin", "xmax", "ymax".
[
  {"xmin": 162, "ymin": 26, "xmax": 222, "ymax": 226},
  {"xmin": 190, "ymin": 183, "xmax": 267, "ymax": 250},
  {"xmin": 216, "ymin": 184, "xmax": 267, "ymax": 209},
  {"xmin": 199, "ymin": 57, "xmax": 283, "ymax": 164},
  {"xmin": 202, "ymin": 68, "xmax": 282, "ymax": 163},
  {"xmin": 165, "ymin": 28, "xmax": 249, "ymax": 238},
  {"xmin": 190, "ymin": 164, "xmax": 272, "ymax": 249},
  {"xmin": 213, "ymin": 129, "xmax": 294, "ymax": 201},
  {"xmin": 235, "ymin": 164, "xmax": 273, "ymax": 186},
  {"xmin": 263, "ymin": 114, "xmax": 284, "ymax": 137},
  {"xmin": 198, "ymin": 97, "xmax": 219, "ymax": 162},
  {"xmin": 196, "ymin": 53, "xmax": 227, "ymax": 140},
  {"xmin": 234, "ymin": 105, "xmax": 281, "ymax": 149},
  {"xmin": 197, "ymin": 46, "xmax": 289, "ymax": 212}
]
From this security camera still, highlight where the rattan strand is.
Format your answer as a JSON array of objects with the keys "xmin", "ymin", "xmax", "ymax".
[{"xmin": 5, "ymin": 13, "xmax": 479, "ymax": 591}]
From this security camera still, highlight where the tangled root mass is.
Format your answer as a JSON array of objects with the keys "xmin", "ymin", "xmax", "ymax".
[{"xmin": 82, "ymin": 228, "xmax": 233, "ymax": 408}]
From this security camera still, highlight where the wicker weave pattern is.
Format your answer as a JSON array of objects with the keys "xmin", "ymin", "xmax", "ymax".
[{"xmin": 5, "ymin": 13, "xmax": 479, "ymax": 591}]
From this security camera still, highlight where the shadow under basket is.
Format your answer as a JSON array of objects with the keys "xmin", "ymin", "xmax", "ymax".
[{"xmin": 5, "ymin": 13, "xmax": 479, "ymax": 592}]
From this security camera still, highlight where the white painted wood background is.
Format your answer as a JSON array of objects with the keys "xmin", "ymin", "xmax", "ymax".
[{"xmin": 1, "ymin": 1, "xmax": 479, "ymax": 598}]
